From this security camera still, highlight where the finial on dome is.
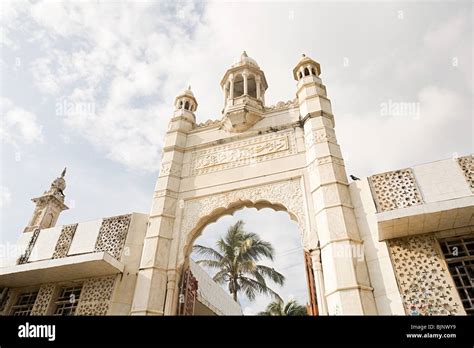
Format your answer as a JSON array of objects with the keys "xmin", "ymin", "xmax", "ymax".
[
  {"xmin": 242, "ymin": 50, "xmax": 248, "ymax": 58},
  {"xmin": 187, "ymin": 85, "xmax": 191, "ymax": 91},
  {"xmin": 61, "ymin": 167, "xmax": 66, "ymax": 178},
  {"xmin": 302, "ymin": 53, "xmax": 306, "ymax": 57}
]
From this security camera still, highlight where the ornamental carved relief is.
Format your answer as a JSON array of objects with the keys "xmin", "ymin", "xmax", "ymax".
[
  {"xmin": 195, "ymin": 119, "xmax": 221, "ymax": 129},
  {"xmin": 17, "ymin": 229, "xmax": 40, "ymax": 265},
  {"xmin": 264, "ymin": 99, "xmax": 298, "ymax": 112},
  {"xmin": 76, "ymin": 276, "xmax": 116, "ymax": 316},
  {"xmin": 94, "ymin": 214, "xmax": 131, "ymax": 260},
  {"xmin": 369, "ymin": 169, "xmax": 423, "ymax": 212},
  {"xmin": 178, "ymin": 179, "xmax": 307, "ymax": 266},
  {"xmin": 189, "ymin": 130, "xmax": 297, "ymax": 176},
  {"xmin": 52, "ymin": 224, "xmax": 78, "ymax": 259},
  {"xmin": 304, "ymin": 128, "xmax": 337, "ymax": 148},
  {"xmin": 31, "ymin": 283, "xmax": 55, "ymax": 315},
  {"xmin": 388, "ymin": 234, "xmax": 463, "ymax": 315},
  {"xmin": 159, "ymin": 161, "xmax": 182, "ymax": 177},
  {"xmin": 457, "ymin": 155, "xmax": 473, "ymax": 193}
]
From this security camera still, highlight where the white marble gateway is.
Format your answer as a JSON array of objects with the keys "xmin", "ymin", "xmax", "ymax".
[{"xmin": 0, "ymin": 53, "xmax": 472, "ymax": 316}]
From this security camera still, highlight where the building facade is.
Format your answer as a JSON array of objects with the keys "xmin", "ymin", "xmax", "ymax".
[{"xmin": 0, "ymin": 53, "xmax": 472, "ymax": 316}]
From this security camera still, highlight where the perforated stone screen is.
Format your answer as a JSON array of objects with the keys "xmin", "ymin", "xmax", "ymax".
[
  {"xmin": 370, "ymin": 169, "xmax": 423, "ymax": 212},
  {"xmin": 75, "ymin": 276, "xmax": 116, "ymax": 315},
  {"xmin": 388, "ymin": 234, "xmax": 464, "ymax": 315},
  {"xmin": 52, "ymin": 224, "xmax": 77, "ymax": 259},
  {"xmin": 94, "ymin": 215, "xmax": 131, "ymax": 259},
  {"xmin": 31, "ymin": 283, "xmax": 55, "ymax": 315},
  {"xmin": 457, "ymin": 155, "xmax": 474, "ymax": 193}
]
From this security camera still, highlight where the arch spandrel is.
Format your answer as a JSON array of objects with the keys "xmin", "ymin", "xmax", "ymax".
[{"xmin": 177, "ymin": 178, "xmax": 312, "ymax": 268}]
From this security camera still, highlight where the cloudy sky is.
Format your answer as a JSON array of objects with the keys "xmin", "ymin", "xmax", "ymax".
[{"xmin": 0, "ymin": 1, "xmax": 472, "ymax": 314}]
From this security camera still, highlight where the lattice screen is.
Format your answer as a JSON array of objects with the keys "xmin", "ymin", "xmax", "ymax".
[
  {"xmin": 94, "ymin": 215, "xmax": 131, "ymax": 259},
  {"xmin": 52, "ymin": 224, "xmax": 78, "ymax": 258},
  {"xmin": 388, "ymin": 234, "xmax": 464, "ymax": 315},
  {"xmin": 370, "ymin": 169, "xmax": 423, "ymax": 212},
  {"xmin": 17, "ymin": 229, "xmax": 40, "ymax": 264},
  {"xmin": 30, "ymin": 283, "xmax": 55, "ymax": 315},
  {"xmin": 75, "ymin": 276, "xmax": 116, "ymax": 315},
  {"xmin": 457, "ymin": 155, "xmax": 473, "ymax": 193}
]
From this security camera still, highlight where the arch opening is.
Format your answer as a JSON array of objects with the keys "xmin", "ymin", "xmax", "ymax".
[
  {"xmin": 180, "ymin": 201, "xmax": 314, "ymax": 316},
  {"xmin": 247, "ymin": 75, "xmax": 257, "ymax": 98},
  {"xmin": 233, "ymin": 74, "xmax": 244, "ymax": 97}
]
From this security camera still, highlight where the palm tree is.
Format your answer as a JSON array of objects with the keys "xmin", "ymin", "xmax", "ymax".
[
  {"xmin": 193, "ymin": 220, "xmax": 285, "ymax": 302},
  {"xmin": 258, "ymin": 299, "xmax": 308, "ymax": 316}
]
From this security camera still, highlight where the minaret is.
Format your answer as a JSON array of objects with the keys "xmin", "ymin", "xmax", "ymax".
[
  {"xmin": 131, "ymin": 87, "xmax": 197, "ymax": 315},
  {"xmin": 173, "ymin": 86, "xmax": 198, "ymax": 124},
  {"xmin": 220, "ymin": 51, "xmax": 268, "ymax": 132},
  {"xmin": 24, "ymin": 168, "xmax": 69, "ymax": 232},
  {"xmin": 295, "ymin": 54, "xmax": 376, "ymax": 314}
]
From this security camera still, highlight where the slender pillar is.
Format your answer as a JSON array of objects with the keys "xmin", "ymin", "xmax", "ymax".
[
  {"xmin": 229, "ymin": 77, "xmax": 234, "ymax": 99},
  {"xmin": 131, "ymin": 88, "xmax": 197, "ymax": 315},
  {"xmin": 243, "ymin": 72, "xmax": 248, "ymax": 95},
  {"xmin": 310, "ymin": 248, "xmax": 328, "ymax": 315},
  {"xmin": 296, "ymin": 55, "xmax": 376, "ymax": 314},
  {"xmin": 256, "ymin": 77, "xmax": 261, "ymax": 100}
]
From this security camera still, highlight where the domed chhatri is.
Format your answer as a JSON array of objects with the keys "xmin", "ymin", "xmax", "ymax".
[
  {"xmin": 293, "ymin": 53, "xmax": 321, "ymax": 81},
  {"xmin": 220, "ymin": 51, "xmax": 268, "ymax": 132},
  {"xmin": 174, "ymin": 85, "xmax": 198, "ymax": 113}
]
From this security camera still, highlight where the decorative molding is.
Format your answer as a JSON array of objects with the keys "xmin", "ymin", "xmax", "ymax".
[
  {"xmin": 264, "ymin": 99, "xmax": 298, "ymax": 112},
  {"xmin": 94, "ymin": 214, "xmax": 131, "ymax": 260},
  {"xmin": 159, "ymin": 161, "xmax": 182, "ymax": 177},
  {"xmin": 154, "ymin": 189, "xmax": 179, "ymax": 199},
  {"xmin": 179, "ymin": 179, "xmax": 307, "ymax": 266},
  {"xmin": 189, "ymin": 129, "xmax": 297, "ymax": 176},
  {"xmin": 31, "ymin": 283, "xmax": 55, "ymax": 315},
  {"xmin": 316, "ymin": 155, "xmax": 344, "ymax": 166},
  {"xmin": 304, "ymin": 128, "xmax": 337, "ymax": 148},
  {"xmin": 52, "ymin": 224, "xmax": 78, "ymax": 259},
  {"xmin": 388, "ymin": 234, "xmax": 463, "ymax": 315},
  {"xmin": 370, "ymin": 169, "xmax": 423, "ymax": 212},
  {"xmin": 195, "ymin": 119, "xmax": 221, "ymax": 129},
  {"xmin": 457, "ymin": 155, "xmax": 473, "ymax": 193},
  {"xmin": 75, "ymin": 276, "xmax": 116, "ymax": 316},
  {"xmin": 17, "ymin": 229, "xmax": 40, "ymax": 265}
]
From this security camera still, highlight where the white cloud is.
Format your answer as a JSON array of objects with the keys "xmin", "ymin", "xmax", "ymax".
[
  {"xmin": 0, "ymin": 186, "xmax": 12, "ymax": 208},
  {"xmin": 424, "ymin": 13, "xmax": 467, "ymax": 50},
  {"xmin": 338, "ymin": 85, "xmax": 471, "ymax": 177},
  {"xmin": 0, "ymin": 97, "xmax": 43, "ymax": 146}
]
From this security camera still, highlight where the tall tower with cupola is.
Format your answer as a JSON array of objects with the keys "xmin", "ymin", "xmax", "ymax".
[
  {"xmin": 295, "ymin": 53, "xmax": 375, "ymax": 314},
  {"xmin": 24, "ymin": 168, "xmax": 69, "ymax": 232},
  {"xmin": 220, "ymin": 51, "xmax": 268, "ymax": 132}
]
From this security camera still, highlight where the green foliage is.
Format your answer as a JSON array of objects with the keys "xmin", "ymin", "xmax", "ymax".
[
  {"xmin": 258, "ymin": 299, "xmax": 308, "ymax": 316},
  {"xmin": 193, "ymin": 220, "xmax": 285, "ymax": 302}
]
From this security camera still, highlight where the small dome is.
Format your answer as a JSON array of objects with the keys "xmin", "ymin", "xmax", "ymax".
[
  {"xmin": 296, "ymin": 53, "xmax": 313, "ymax": 66},
  {"xmin": 292, "ymin": 53, "xmax": 321, "ymax": 80},
  {"xmin": 232, "ymin": 51, "xmax": 259, "ymax": 68},
  {"xmin": 181, "ymin": 85, "xmax": 194, "ymax": 97}
]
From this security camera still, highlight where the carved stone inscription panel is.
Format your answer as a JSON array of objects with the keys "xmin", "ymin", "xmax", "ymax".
[{"xmin": 190, "ymin": 129, "xmax": 297, "ymax": 176}]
